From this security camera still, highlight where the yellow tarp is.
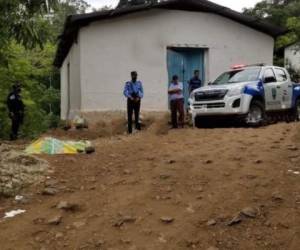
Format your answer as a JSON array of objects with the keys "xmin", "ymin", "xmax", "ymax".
[{"xmin": 25, "ymin": 137, "xmax": 91, "ymax": 155}]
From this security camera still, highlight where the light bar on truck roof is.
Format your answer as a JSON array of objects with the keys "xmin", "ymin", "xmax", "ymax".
[
  {"xmin": 231, "ymin": 63, "xmax": 266, "ymax": 70},
  {"xmin": 231, "ymin": 64, "xmax": 246, "ymax": 70}
]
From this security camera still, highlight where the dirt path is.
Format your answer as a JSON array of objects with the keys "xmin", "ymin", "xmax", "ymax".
[{"xmin": 0, "ymin": 123, "xmax": 300, "ymax": 250}]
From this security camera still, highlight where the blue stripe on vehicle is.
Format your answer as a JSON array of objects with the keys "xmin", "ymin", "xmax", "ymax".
[
  {"xmin": 292, "ymin": 84, "xmax": 300, "ymax": 108},
  {"xmin": 243, "ymin": 80, "xmax": 264, "ymax": 98}
]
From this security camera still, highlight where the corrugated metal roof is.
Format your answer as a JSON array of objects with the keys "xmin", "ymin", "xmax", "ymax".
[{"xmin": 54, "ymin": 0, "xmax": 287, "ymax": 67}]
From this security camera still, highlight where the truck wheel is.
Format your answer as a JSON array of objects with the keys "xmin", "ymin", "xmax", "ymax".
[
  {"xmin": 245, "ymin": 100, "xmax": 265, "ymax": 126},
  {"xmin": 294, "ymin": 99, "xmax": 300, "ymax": 121}
]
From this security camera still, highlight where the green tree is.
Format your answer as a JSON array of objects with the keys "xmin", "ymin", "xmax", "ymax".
[
  {"xmin": 243, "ymin": 0, "xmax": 300, "ymax": 68},
  {"xmin": 243, "ymin": 0, "xmax": 300, "ymax": 48},
  {"xmin": 0, "ymin": 0, "xmax": 58, "ymax": 50},
  {"xmin": 0, "ymin": 0, "xmax": 90, "ymax": 139},
  {"xmin": 0, "ymin": 42, "xmax": 61, "ymax": 139},
  {"xmin": 49, "ymin": 0, "xmax": 90, "ymax": 41}
]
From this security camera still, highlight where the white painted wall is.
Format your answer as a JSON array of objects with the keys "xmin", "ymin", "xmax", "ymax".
[
  {"xmin": 60, "ymin": 43, "xmax": 81, "ymax": 119},
  {"xmin": 62, "ymin": 9, "xmax": 274, "ymax": 113},
  {"xmin": 60, "ymin": 57, "xmax": 68, "ymax": 120},
  {"xmin": 285, "ymin": 43, "xmax": 300, "ymax": 72}
]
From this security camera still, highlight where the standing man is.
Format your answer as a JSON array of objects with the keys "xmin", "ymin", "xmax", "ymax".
[
  {"xmin": 123, "ymin": 71, "xmax": 144, "ymax": 134},
  {"xmin": 189, "ymin": 70, "xmax": 202, "ymax": 94},
  {"xmin": 168, "ymin": 75, "xmax": 184, "ymax": 128},
  {"xmin": 7, "ymin": 83, "xmax": 25, "ymax": 140}
]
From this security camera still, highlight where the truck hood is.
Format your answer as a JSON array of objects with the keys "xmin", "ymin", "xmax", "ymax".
[{"xmin": 194, "ymin": 82, "xmax": 251, "ymax": 93}]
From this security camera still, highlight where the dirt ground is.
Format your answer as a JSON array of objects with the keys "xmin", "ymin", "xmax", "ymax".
[{"xmin": 0, "ymin": 122, "xmax": 300, "ymax": 250}]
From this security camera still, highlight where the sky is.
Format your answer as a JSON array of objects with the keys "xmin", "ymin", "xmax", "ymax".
[{"xmin": 86, "ymin": 0, "xmax": 261, "ymax": 12}]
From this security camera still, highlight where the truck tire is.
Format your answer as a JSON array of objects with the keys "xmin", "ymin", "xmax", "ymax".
[
  {"xmin": 245, "ymin": 100, "xmax": 265, "ymax": 126},
  {"xmin": 294, "ymin": 99, "xmax": 300, "ymax": 121}
]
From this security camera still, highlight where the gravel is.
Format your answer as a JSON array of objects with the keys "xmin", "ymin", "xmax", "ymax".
[{"xmin": 0, "ymin": 144, "xmax": 48, "ymax": 197}]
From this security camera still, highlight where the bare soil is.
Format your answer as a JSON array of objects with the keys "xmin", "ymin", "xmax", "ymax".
[{"xmin": 0, "ymin": 122, "xmax": 300, "ymax": 250}]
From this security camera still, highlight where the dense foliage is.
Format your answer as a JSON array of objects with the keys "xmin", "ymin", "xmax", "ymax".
[
  {"xmin": 0, "ymin": 0, "xmax": 90, "ymax": 139},
  {"xmin": 0, "ymin": 43, "xmax": 60, "ymax": 138},
  {"xmin": 243, "ymin": 0, "xmax": 300, "ymax": 70}
]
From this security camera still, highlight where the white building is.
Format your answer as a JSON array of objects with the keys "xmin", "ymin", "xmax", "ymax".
[
  {"xmin": 284, "ymin": 42, "xmax": 300, "ymax": 73},
  {"xmin": 54, "ymin": 0, "xmax": 285, "ymax": 120}
]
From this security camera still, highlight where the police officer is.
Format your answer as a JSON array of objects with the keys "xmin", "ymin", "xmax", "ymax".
[
  {"xmin": 189, "ymin": 70, "xmax": 202, "ymax": 93},
  {"xmin": 123, "ymin": 71, "xmax": 144, "ymax": 134},
  {"xmin": 7, "ymin": 83, "xmax": 25, "ymax": 140}
]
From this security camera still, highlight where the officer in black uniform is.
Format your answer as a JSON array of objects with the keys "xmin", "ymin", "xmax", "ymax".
[{"xmin": 7, "ymin": 83, "xmax": 25, "ymax": 140}]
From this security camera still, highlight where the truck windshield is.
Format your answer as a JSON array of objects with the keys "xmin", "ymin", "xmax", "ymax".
[{"xmin": 212, "ymin": 68, "xmax": 261, "ymax": 85}]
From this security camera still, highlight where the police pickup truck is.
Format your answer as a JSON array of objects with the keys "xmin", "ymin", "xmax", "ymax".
[{"xmin": 189, "ymin": 64, "xmax": 300, "ymax": 126}]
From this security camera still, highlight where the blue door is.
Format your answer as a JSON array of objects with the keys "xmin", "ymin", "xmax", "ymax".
[{"xmin": 167, "ymin": 48, "xmax": 205, "ymax": 108}]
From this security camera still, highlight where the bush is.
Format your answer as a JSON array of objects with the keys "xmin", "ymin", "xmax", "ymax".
[{"xmin": 0, "ymin": 42, "xmax": 60, "ymax": 139}]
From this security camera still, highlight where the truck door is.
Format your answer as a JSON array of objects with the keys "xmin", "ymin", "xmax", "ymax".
[
  {"xmin": 263, "ymin": 68, "xmax": 282, "ymax": 111},
  {"xmin": 274, "ymin": 67, "xmax": 293, "ymax": 109}
]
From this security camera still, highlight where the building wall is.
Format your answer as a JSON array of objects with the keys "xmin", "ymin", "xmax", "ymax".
[
  {"xmin": 60, "ymin": 56, "xmax": 68, "ymax": 119},
  {"xmin": 60, "ymin": 42, "xmax": 81, "ymax": 119},
  {"xmin": 73, "ymin": 9, "xmax": 274, "ymax": 112},
  {"xmin": 285, "ymin": 43, "xmax": 300, "ymax": 72}
]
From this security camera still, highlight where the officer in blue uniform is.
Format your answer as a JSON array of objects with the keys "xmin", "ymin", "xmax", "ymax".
[
  {"xmin": 6, "ymin": 83, "xmax": 25, "ymax": 140},
  {"xmin": 189, "ymin": 70, "xmax": 202, "ymax": 93},
  {"xmin": 123, "ymin": 71, "xmax": 144, "ymax": 134}
]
